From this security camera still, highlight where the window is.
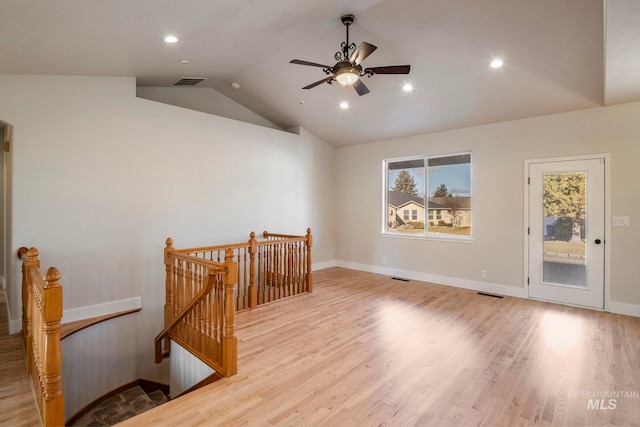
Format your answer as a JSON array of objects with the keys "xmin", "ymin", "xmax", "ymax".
[{"xmin": 384, "ymin": 153, "xmax": 472, "ymax": 238}]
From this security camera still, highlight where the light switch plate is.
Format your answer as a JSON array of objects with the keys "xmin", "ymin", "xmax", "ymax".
[{"xmin": 612, "ymin": 216, "xmax": 630, "ymax": 227}]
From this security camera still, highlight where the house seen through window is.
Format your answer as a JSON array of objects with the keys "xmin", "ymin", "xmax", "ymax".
[{"xmin": 384, "ymin": 153, "xmax": 472, "ymax": 238}]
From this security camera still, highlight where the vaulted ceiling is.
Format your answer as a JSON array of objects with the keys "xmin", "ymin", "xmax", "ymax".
[{"xmin": 1, "ymin": 0, "xmax": 638, "ymax": 147}]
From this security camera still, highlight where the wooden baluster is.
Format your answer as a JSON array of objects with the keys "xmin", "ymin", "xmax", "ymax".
[
  {"xmin": 280, "ymin": 243, "xmax": 284, "ymax": 298},
  {"xmin": 236, "ymin": 251, "xmax": 242, "ymax": 311},
  {"xmin": 211, "ymin": 279, "xmax": 219, "ymax": 357},
  {"xmin": 259, "ymin": 245, "xmax": 265, "ymax": 304},
  {"xmin": 283, "ymin": 243, "xmax": 289, "ymax": 297},
  {"xmin": 41, "ymin": 267, "xmax": 64, "ymax": 427},
  {"xmin": 299, "ymin": 241, "xmax": 304, "ymax": 293},
  {"xmin": 306, "ymin": 228, "xmax": 313, "ymax": 292},
  {"xmin": 289, "ymin": 242, "xmax": 294, "ymax": 296},
  {"xmin": 20, "ymin": 247, "xmax": 38, "ymax": 375},
  {"xmin": 291, "ymin": 242, "xmax": 297, "ymax": 295},
  {"xmin": 279, "ymin": 242, "xmax": 284, "ymax": 298},
  {"xmin": 295, "ymin": 242, "xmax": 301, "ymax": 294},
  {"xmin": 222, "ymin": 249, "xmax": 238, "ymax": 376},
  {"xmin": 248, "ymin": 232, "xmax": 257, "ymax": 309},
  {"xmin": 196, "ymin": 279, "xmax": 202, "ymax": 354},
  {"xmin": 186, "ymin": 261, "xmax": 194, "ymax": 346},
  {"xmin": 241, "ymin": 248, "xmax": 247, "ymax": 310},
  {"xmin": 272, "ymin": 243, "xmax": 277, "ymax": 300},
  {"xmin": 280, "ymin": 243, "xmax": 285, "ymax": 299},
  {"xmin": 274, "ymin": 243, "xmax": 280, "ymax": 300},
  {"xmin": 267, "ymin": 243, "xmax": 273, "ymax": 302},
  {"xmin": 217, "ymin": 274, "xmax": 224, "ymax": 353}
]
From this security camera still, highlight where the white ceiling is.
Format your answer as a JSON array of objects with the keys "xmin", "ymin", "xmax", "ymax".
[{"xmin": 1, "ymin": 0, "xmax": 638, "ymax": 147}]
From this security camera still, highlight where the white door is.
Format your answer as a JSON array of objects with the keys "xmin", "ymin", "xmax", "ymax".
[{"xmin": 527, "ymin": 158, "xmax": 605, "ymax": 309}]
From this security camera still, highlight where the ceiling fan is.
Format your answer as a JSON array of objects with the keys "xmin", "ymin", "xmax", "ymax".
[{"xmin": 290, "ymin": 14, "xmax": 411, "ymax": 96}]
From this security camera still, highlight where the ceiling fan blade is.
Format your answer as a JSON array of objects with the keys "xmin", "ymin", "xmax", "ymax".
[
  {"xmin": 302, "ymin": 76, "xmax": 334, "ymax": 89},
  {"xmin": 365, "ymin": 65, "xmax": 411, "ymax": 75},
  {"xmin": 290, "ymin": 59, "xmax": 332, "ymax": 68},
  {"xmin": 350, "ymin": 42, "xmax": 377, "ymax": 66},
  {"xmin": 353, "ymin": 79, "xmax": 370, "ymax": 96}
]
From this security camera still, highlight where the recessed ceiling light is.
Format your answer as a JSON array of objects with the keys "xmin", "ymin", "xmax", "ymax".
[
  {"xmin": 340, "ymin": 102, "xmax": 349, "ymax": 109},
  {"xmin": 164, "ymin": 35, "xmax": 179, "ymax": 44},
  {"xmin": 230, "ymin": 82, "xmax": 240, "ymax": 90},
  {"xmin": 298, "ymin": 99, "xmax": 304, "ymax": 105},
  {"xmin": 403, "ymin": 83, "xmax": 413, "ymax": 92},
  {"xmin": 179, "ymin": 59, "xmax": 189, "ymax": 65},
  {"xmin": 490, "ymin": 59, "xmax": 504, "ymax": 69}
]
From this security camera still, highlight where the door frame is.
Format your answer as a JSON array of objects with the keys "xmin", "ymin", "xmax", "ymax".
[{"xmin": 523, "ymin": 153, "xmax": 611, "ymax": 311}]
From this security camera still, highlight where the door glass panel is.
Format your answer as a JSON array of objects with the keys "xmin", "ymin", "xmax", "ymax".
[{"xmin": 541, "ymin": 172, "xmax": 586, "ymax": 287}]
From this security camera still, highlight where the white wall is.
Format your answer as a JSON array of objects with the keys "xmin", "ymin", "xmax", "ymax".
[
  {"xmin": 136, "ymin": 86, "xmax": 282, "ymax": 131},
  {"xmin": 0, "ymin": 74, "xmax": 335, "ymax": 419},
  {"xmin": 335, "ymin": 102, "xmax": 640, "ymax": 311},
  {"xmin": 169, "ymin": 340, "xmax": 215, "ymax": 398}
]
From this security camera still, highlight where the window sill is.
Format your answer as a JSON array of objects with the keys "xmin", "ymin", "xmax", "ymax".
[{"xmin": 380, "ymin": 231, "xmax": 474, "ymax": 243}]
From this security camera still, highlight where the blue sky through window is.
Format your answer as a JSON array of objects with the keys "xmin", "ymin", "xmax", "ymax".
[{"xmin": 388, "ymin": 163, "xmax": 470, "ymax": 198}]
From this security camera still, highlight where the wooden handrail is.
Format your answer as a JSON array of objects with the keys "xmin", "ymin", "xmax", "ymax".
[
  {"xmin": 174, "ymin": 241, "xmax": 250, "ymax": 255},
  {"xmin": 154, "ymin": 270, "xmax": 216, "ymax": 363},
  {"xmin": 61, "ymin": 308, "xmax": 141, "ymax": 340}
]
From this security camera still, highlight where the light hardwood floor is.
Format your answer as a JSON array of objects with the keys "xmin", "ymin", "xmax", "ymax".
[
  {"xmin": 119, "ymin": 268, "xmax": 640, "ymax": 426},
  {"xmin": 0, "ymin": 289, "xmax": 41, "ymax": 427}
]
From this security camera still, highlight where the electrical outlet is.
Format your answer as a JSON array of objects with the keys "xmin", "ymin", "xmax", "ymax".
[
  {"xmin": 481, "ymin": 270, "xmax": 487, "ymax": 279},
  {"xmin": 382, "ymin": 257, "xmax": 387, "ymax": 265}
]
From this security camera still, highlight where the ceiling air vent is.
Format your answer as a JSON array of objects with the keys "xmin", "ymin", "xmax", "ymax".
[{"xmin": 172, "ymin": 77, "xmax": 207, "ymax": 86}]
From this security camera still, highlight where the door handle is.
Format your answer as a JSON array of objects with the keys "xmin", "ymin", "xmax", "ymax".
[{"xmin": 594, "ymin": 239, "xmax": 602, "ymax": 245}]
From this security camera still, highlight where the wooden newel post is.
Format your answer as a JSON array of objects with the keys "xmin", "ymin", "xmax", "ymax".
[
  {"xmin": 248, "ymin": 232, "xmax": 257, "ymax": 309},
  {"xmin": 305, "ymin": 228, "xmax": 313, "ymax": 293},
  {"xmin": 42, "ymin": 267, "xmax": 64, "ymax": 427},
  {"xmin": 164, "ymin": 238, "xmax": 175, "ymax": 355},
  {"xmin": 222, "ymin": 249, "xmax": 238, "ymax": 376},
  {"xmin": 18, "ymin": 247, "xmax": 29, "ymax": 350}
]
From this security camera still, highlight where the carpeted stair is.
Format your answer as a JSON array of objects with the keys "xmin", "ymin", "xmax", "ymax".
[{"xmin": 69, "ymin": 385, "xmax": 167, "ymax": 426}]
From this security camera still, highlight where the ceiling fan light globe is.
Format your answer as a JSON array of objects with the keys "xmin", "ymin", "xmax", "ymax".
[{"xmin": 335, "ymin": 70, "xmax": 359, "ymax": 86}]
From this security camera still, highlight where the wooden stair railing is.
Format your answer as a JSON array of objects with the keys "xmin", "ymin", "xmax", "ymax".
[
  {"xmin": 155, "ymin": 246, "xmax": 238, "ymax": 377},
  {"xmin": 18, "ymin": 247, "xmax": 64, "ymax": 427},
  {"xmin": 18, "ymin": 247, "xmax": 143, "ymax": 427},
  {"xmin": 175, "ymin": 228, "xmax": 313, "ymax": 312},
  {"xmin": 157, "ymin": 229, "xmax": 312, "ymax": 378}
]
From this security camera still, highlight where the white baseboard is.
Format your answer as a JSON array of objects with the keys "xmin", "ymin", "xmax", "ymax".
[
  {"xmin": 332, "ymin": 261, "xmax": 640, "ymax": 318},
  {"xmin": 312, "ymin": 260, "xmax": 337, "ymax": 271},
  {"xmin": 608, "ymin": 301, "xmax": 640, "ymax": 318},
  {"xmin": 62, "ymin": 297, "xmax": 142, "ymax": 324},
  {"xmin": 335, "ymin": 261, "xmax": 528, "ymax": 299},
  {"xmin": 6, "ymin": 295, "xmax": 22, "ymax": 335}
]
